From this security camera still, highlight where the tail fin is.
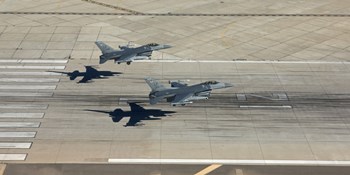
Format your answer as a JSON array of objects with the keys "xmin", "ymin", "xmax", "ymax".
[
  {"xmin": 145, "ymin": 77, "xmax": 166, "ymax": 91},
  {"xmin": 95, "ymin": 41, "xmax": 115, "ymax": 54}
]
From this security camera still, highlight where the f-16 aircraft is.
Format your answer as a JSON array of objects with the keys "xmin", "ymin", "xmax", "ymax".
[
  {"xmin": 145, "ymin": 77, "xmax": 233, "ymax": 106},
  {"xmin": 95, "ymin": 41, "xmax": 171, "ymax": 65},
  {"xmin": 86, "ymin": 102, "xmax": 175, "ymax": 126}
]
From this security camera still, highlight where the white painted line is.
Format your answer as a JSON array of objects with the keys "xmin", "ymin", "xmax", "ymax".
[
  {"xmin": 0, "ymin": 59, "xmax": 67, "ymax": 63},
  {"xmin": 0, "ymin": 66, "xmax": 65, "ymax": 69},
  {"xmin": 0, "ymin": 113, "xmax": 44, "ymax": 118},
  {"xmin": 239, "ymin": 105, "xmax": 292, "ymax": 109},
  {"xmin": 0, "ymin": 92, "xmax": 53, "ymax": 97},
  {"xmin": 0, "ymin": 154, "xmax": 26, "ymax": 160},
  {"xmin": 0, "ymin": 85, "xmax": 56, "ymax": 90},
  {"xmin": 0, "ymin": 78, "xmax": 59, "ymax": 82},
  {"xmin": 0, "ymin": 142, "xmax": 31, "ymax": 149},
  {"xmin": 108, "ymin": 159, "xmax": 350, "ymax": 166},
  {"xmin": 136, "ymin": 60, "xmax": 350, "ymax": 64},
  {"xmin": 0, "ymin": 104, "xmax": 48, "ymax": 109},
  {"xmin": 0, "ymin": 72, "xmax": 62, "ymax": 76},
  {"xmin": 0, "ymin": 122, "xmax": 40, "ymax": 128},
  {"xmin": 0, "ymin": 132, "xmax": 36, "ymax": 138}
]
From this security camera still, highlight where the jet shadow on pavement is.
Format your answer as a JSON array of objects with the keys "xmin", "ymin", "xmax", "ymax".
[
  {"xmin": 49, "ymin": 66, "xmax": 122, "ymax": 83},
  {"xmin": 86, "ymin": 102, "xmax": 176, "ymax": 127}
]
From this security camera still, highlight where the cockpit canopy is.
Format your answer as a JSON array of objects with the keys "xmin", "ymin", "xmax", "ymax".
[
  {"xmin": 203, "ymin": 81, "xmax": 219, "ymax": 85},
  {"xmin": 147, "ymin": 43, "xmax": 159, "ymax": 46}
]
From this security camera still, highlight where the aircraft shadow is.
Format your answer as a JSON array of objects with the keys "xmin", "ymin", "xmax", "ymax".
[
  {"xmin": 86, "ymin": 102, "xmax": 176, "ymax": 127},
  {"xmin": 49, "ymin": 66, "xmax": 122, "ymax": 83}
]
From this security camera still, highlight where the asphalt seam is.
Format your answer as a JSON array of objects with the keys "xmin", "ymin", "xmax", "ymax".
[
  {"xmin": 81, "ymin": 0, "xmax": 143, "ymax": 15},
  {"xmin": 1, "ymin": 11, "xmax": 350, "ymax": 17}
]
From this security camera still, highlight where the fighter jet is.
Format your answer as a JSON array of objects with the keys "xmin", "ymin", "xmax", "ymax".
[
  {"xmin": 95, "ymin": 41, "xmax": 171, "ymax": 65},
  {"xmin": 86, "ymin": 102, "xmax": 175, "ymax": 126},
  {"xmin": 145, "ymin": 77, "xmax": 233, "ymax": 106}
]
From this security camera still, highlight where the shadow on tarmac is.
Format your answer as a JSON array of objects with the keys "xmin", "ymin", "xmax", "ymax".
[
  {"xmin": 49, "ymin": 66, "xmax": 122, "ymax": 83},
  {"xmin": 86, "ymin": 102, "xmax": 175, "ymax": 127}
]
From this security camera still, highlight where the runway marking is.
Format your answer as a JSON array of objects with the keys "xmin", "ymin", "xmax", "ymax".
[
  {"xmin": 0, "ymin": 164, "xmax": 6, "ymax": 175},
  {"xmin": 0, "ymin": 142, "xmax": 31, "ymax": 149},
  {"xmin": 108, "ymin": 159, "xmax": 350, "ymax": 166},
  {"xmin": 239, "ymin": 105, "xmax": 292, "ymax": 109},
  {"xmin": 0, "ymin": 132, "xmax": 36, "ymax": 138},
  {"xmin": 0, "ymin": 113, "xmax": 44, "ymax": 118},
  {"xmin": 0, "ymin": 154, "xmax": 26, "ymax": 161},
  {"xmin": 194, "ymin": 164, "xmax": 222, "ymax": 175},
  {"xmin": 0, "ymin": 78, "xmax": 59, "ymax": 82},
  {"xmin": 0, "ymin": 104, "xmax": 48, "ymax": 109},
  {"xmin": 0, "ymin": 85, "xmax": 56, "ymax": 90},
  {"xmin": 0, "ymin": 92, "xmax": 53, "ymax": 97},
  {"xmin": 0, "ymin": 72, "xmax": 62, "ymax": 76},
  {"xmin": 0, "ymin": 66, "xmax": 65, "ymax": 69},
  {"xmin": 0, "ymin": 60, "xmax": 67, "ymax": 63},
  {"xmin": 0, "ymin": 122, "xmax": 40, "ymax": 128},
  {"xmin": 136, "ymin": 60, "xmax": 350, "ymax": 64}
]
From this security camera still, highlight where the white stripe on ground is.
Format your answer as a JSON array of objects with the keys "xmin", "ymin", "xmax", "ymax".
[
  {"xmin": 0, "ymin": 78, "xmax": 59, "ymax": 82},
  {"xmin": 0, "ymin": 60, "xmax": 67, "ymax": 63},
  {"xmin": 0, "ymin": 66, "xmax": 65, "ymax": 69},
  {"xmin": 0, "ymin": 142, "xmax": 31, "ymax": 149},
  {"xmin": 0, "ymin": 104, "xmax": 47, "ymax": 109},
  {"xmin": 0, "ymin": 113, "xmax": 44, "ymax": 118},
  {"xmin": 0, "ymin": 72, "xmax": 62, "ymax": 76},
  {"xmin": 108, "ymin": 159, "xmax": 350, "ymax": 166},
  {"xmin": 0, "ymin": 154, "xmax": 26, "ymax": 160},
  {"xmin": 0, "ymin": 85, "xmax": 56, "ymax": 90},
  {"xmin": 136, "ymin": 60, "xmax": 350, "ymax": 64},
  {"xmin": 0, "ymin": 132, "xmax": 36, "ymax": 138},
  {"xmin": 239, "ymin": 105, "xmax": 292, "ymax": 109},
  {"xmin": 0, "ymin": 122, "xmax": 40, "ymax": 128}
]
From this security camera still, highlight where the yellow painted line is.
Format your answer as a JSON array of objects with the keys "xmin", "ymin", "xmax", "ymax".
[
  {"xmin": 194, "ymin": 164, "xmax": 222, "ymax": 175},
  {"xmin": 0, "ymin": 164, "xmax": 6, "ymax": 175}
]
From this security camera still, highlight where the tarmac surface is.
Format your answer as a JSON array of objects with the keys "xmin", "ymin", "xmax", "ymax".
[{"xmin": 0, "ymin": 0, "xmax": 350, "ymax": 174}]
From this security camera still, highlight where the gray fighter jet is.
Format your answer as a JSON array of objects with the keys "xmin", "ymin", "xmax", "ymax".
[
  {"xmin": 145, "ymin": 77, "xmax": 233, "ymax": 106},
  {"xmin": 95, "ymin": 41, "xmax": 171, "ymax": 65}
]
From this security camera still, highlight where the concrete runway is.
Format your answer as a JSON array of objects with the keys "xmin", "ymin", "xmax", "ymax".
[{"xmin": 0, "ymin": 0, "xmax": 350, "ymax": 174}]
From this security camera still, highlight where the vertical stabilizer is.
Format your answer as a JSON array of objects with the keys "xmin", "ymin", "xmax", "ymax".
[
  {"xmin": 144, "ymin": 77, "xmax": 166, "ymax": 91},
  {"xmin": 95, "ymin": 41, "xmax": 115, "ymax": 54}
]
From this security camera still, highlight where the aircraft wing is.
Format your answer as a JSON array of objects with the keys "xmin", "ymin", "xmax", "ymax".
[{"xmin": 171, "ymin": 93, "xmax": 194, "ymax": 104}]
